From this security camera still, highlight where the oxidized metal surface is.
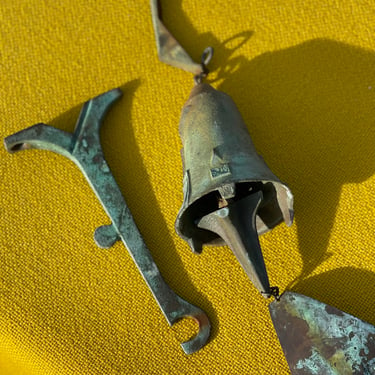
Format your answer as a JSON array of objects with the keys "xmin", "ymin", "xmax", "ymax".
[
  {"xmin": 173, "ymin": 84, "xmax": 293, "ymax": 297},
  {"xmin": 150, "ymin": 0, "xmax": 204, "ymax": 76},
  {"xmin": 4, "ymin": 88, "xmax": 210, "ymax": 355},
  {"xmin": 269, "ymin": 291, "xmax": 375, "ymax": 374},
  {"xmin": 175, "ymin": 83, "xmax": 293, "ymax": 297},
  {"xmin": 176, "ymin": 83, "xmax": 293, "ymax": 253}
]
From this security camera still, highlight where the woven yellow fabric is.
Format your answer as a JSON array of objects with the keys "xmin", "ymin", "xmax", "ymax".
[{"xmin": 1, "ymin": 0, "xmax": 375, "ymax": 373}]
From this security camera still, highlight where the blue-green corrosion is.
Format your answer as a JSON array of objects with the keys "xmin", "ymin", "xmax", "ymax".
[
  {"xmin": 269, "ymin": 291, "xmax": 375, "ymax": 374},
  {"xmin": 4, "ymin": 88, "xmax": 210, "ymax": 355}
]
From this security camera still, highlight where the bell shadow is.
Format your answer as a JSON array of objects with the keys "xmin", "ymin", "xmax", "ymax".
[
  {"xmin": 211, "ymin": 39, "xmax": 375, "ymax": 321},
  {"xmin": 51, "ymin": 79, "xmax": 218, "ymax": 342},
  {"xmin": 216, "ymin": 39, "xmax": 375, "ymax": 281}
]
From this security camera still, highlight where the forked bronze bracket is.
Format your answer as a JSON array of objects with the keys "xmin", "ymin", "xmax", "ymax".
[{"xmin": 4, "ymin": 88, "xmax": 210, "ymax": 355}]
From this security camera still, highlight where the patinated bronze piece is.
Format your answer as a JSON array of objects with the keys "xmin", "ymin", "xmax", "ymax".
[
  {"xmin": 150, "ymin": 0, "xmax": 204, "ymax": 76},
  {"xmin": 177, "ymin": 82, "xmax": 293, "ymax": 297},
  {"xmin": 151, "ymin": 0, "xmax": 293, "ymax": 298},
  {"xmin": 4, "ymin": 88, "xmax": 210, "ymax": 355},
  {"xmin": 270, "ymin": 292, "xmax": 375, "ymax": 374}
]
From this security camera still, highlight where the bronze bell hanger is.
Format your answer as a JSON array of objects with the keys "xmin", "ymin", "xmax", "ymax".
[
  {"xmin": 151, "ymin": 0, "xmax": 293, "ymax": 299},
  {"xmin": 150, "ymin": 1, "xmax": 375, "ymax": 372}
]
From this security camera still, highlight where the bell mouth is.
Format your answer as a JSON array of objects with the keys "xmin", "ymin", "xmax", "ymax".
[{"xmin": 175, "ymin": 180, "xmax": 289, "ymax": 253}]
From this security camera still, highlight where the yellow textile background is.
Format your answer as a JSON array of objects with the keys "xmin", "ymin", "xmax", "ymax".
[{"xmin": 1, "ymin": 0, "xmax": 375, "ymax": 374}]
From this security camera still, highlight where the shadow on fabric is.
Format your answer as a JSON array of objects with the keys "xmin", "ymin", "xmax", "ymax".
[
  {"xmin": 218, "ymin": 39, "xmax": 375, "ymax": 274},
  {"xmin": 215, "ymin": 39, "xmax": 375, "ymax": 321}
]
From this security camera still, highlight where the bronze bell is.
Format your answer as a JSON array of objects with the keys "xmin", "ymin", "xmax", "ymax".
[
  {"xmin": 150, "ymin": 0, "xmax": 293, "ymax": 297},
  {"xmin": 175, "ymin": 83, "xmax": 293, "ymax": 297}
]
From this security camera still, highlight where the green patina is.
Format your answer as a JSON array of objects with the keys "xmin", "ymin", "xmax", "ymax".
[{"xmin": 4, "ymin": 88, "xmax": 210, "ymax": 355}]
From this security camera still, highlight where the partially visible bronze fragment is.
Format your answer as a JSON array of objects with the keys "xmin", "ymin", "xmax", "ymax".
[{"xmin": 270, "ymin": 292, "xmax": 375, "ymax": 374}]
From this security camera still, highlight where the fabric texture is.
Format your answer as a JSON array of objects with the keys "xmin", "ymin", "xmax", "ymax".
[{"xmin": 1, "ymin": 1, "xmax": 375, "ymax": 373}]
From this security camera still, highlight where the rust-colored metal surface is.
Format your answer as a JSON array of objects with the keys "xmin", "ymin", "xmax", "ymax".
[
  {"xmin": 269, "ymin": 291, "xmax": 375, "ymax": 374},
  {"xmin": 150, "ymin": 0, "xmax": 204, "ymax": 76}
]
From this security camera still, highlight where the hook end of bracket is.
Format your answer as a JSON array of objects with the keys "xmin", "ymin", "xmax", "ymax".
[{"xmin": 178, "ymin": 311, "xmax": 211, "ymax": 355}]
